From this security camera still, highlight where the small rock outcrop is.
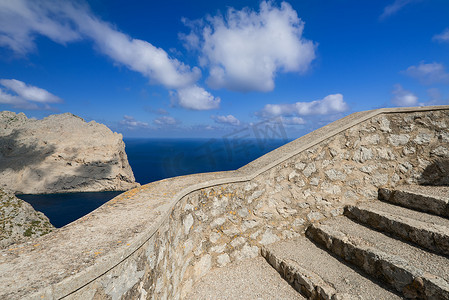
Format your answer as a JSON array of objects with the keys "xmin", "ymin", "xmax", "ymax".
[
  {"xmin": 0, "ymin": 111, "xmax": 139, "ymax": 194},
  {"xmin": 0, "ymin": 188, "xmax": 54, "ymax": 248}
]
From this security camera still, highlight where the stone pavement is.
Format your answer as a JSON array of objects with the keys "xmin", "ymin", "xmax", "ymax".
[{"xmin": 184, "ymin": 257, "xmax": 305, "ymax": 300}]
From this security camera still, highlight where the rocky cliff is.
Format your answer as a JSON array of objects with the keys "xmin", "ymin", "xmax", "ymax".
[
  {"xmin": 0, "ymin": 111, "xmax": 139, "ymax": 194},
  {"xmin": 0, "ymin": 188, "xmax": 54, "ymax": 248}
]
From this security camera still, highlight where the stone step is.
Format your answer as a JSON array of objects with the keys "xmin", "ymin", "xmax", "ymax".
[
  {"xmin": 184, "ymin": 256, "xmax": 305, "ymax": 300},
  {"xmin": 345, "ymin": 201, "xmax": 449, "ymax": 256},
  {"xmin": 379, "ymin": 185, "xmax": 449, "ymax": 218},
  {"xmin": 307, "ymin": 216, "xmax": 449, "ymax": 299},
  {"xmin": 261, "ymin": 237, "xmax": 401, "ymax": 300}
]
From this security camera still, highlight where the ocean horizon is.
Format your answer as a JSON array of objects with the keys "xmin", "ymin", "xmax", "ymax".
[
  {"xmin": 19, "ymin": 137, "xmax": 290, "ymax": 227},
  {"xmin": 125, "ymin": 137, "xmax": 290, "ymax": 185}
]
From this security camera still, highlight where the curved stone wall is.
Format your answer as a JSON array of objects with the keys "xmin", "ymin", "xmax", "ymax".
[{"xmin": 0, "ymin": 106, "xmax": 448, "ymax": 299}]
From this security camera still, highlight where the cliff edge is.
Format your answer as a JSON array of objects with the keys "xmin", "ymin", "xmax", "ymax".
[
  {"xmin": 0, "ymin": 188, "xmax": 54, "ymax": 248},
  {"xmin": 0, "ymin": 111, "xmax": 139, "ymax": 194}
]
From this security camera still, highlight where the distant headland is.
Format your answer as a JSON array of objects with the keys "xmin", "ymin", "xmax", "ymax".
[{"xmin": 0, "ymin": 111, "xmax": 139, "ymax": 194}]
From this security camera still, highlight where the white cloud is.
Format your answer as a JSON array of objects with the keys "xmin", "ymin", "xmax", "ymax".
[
  {"xmin": 260, "ymin": 94, "xmax": 348, "ymax": 118},
  {"xmin": 433, "ymin": 28, "xmax": 449, "ymax": 43},
  {"xmin": 0, "ymin": 78, "xmax": 62, "ymax": 110},
  {"xmin": 0, "ymin": 79, "xmax": 62, "ymax": 103},
  {"xmin": 211, "ymin": 114, "xmax": 240, "ymax": 126},
  {"xmin": 68, "ymin": 12, "xmax": 200, "ymax": 90},
  {"xmin": 0, "ymin": 0, "xmax": 81, "ymax": 54},
  {"xmin": 0, "ymin": 0, "xmax": 219, "ymax": 110},
  {"xmin": 281, "ymin": 116, "xmax": 306, "ymax": 125},
  {"xmin": 391, "ymin": 84, "xmax": 418, "ymax": 106},
  {"xmin": 153, "ymin": 116, "xmax": 179, "ymax": 126},
  {"xmin": 119, "ymin": 115, "xmax": 149, "ymax": 129},
  {"xmin": 173, "ymin": 85, "xmax": 220, "ymax": 110},
  {"xmin": 0, "ymin": 88, "xmax": 31, "ymax": 108},
  {"xmin": 404, "ymin": 62, "xmax": 449, "ymax": 84},
  {"xmin": 295, "ymin": 94, "xmax": 348, "ymax": 115},
  {"xmin": 0, "ymin": 89, "xmax": 17, "ymax": 104},
  {"xmin": 380, "ymin": 0, "xmax": 416, "ymax": 20},
  {"xmin": 182, "ymin": 1, "xmax": 316, "ymax": 92}
]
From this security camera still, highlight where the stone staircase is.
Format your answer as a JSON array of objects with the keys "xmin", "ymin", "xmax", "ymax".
[
  {"xmin": 262, "ymin": 185, "xmax": 449, "ymax": 300},
  {"xmin": 186, "ymin": 185, "xmax": 449, "ymax": 299}
]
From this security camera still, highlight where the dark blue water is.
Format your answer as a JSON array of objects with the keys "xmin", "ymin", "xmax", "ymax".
[
  {"xmin": 18, "ymin": 191, "xmax": 123, "ymax": 228},
  {"xmin": 19, "ymin": 138, "xmax": 290, "ymax": 227},
  {"xmin": 126, "ymin": 138, "xmax": 289, "ymax": 185}
]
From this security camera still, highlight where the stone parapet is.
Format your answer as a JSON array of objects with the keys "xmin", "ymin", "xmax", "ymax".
[{"xmin": 0, "ymin": 106, "xmax": 448, "ymax": 299}]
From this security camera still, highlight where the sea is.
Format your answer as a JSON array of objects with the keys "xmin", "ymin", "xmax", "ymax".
[{"xmin": 18, "ymin": 137, "xmax": 290, "ymax": 227}]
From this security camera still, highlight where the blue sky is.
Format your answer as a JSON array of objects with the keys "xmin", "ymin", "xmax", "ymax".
[{"xmin": 0, "ymin": 0, "xmax": 448, "ymax": 138}]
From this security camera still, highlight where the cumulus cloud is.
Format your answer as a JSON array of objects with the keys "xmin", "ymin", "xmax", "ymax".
[
  {"xmin": 260, "ymin": 94, "xmax": 348, "ymax": 119},
  {"xmin": 0, "ymin": 1, "xmax": 198, "ymax": 89},
  {"xmin": 433, "ymin": 28, "xmax": 449, "ymax": 43},
  {"xmin": 0, "ymin": 89, "xmax": 30, "ymax": 108},
  {"xmin": 153, "ymin": 116, "xmax": 179, "ymax": 126},
  {"xmin": 119, "ymin": 115, "xmax": 149, "ymax": 129},
  {"xmin": 0, "ymin": 0, "xmax": 81, "ymax": 54},
  {"xmin": 404, "ymin": 62, "xmax": 449, "ymax": 84},
  {"xmin": 281, "ymin": 116, "xmax": 306, "ymax": 125},
  {"xmin": 172, "ymin": 85, "xmax": 220, "ymax": 110},
  {"xmin": 0, "ymin": 0, "xmax": 219, "ymax": 110},
  {"xmin": 211, "ymin": 114, "xmax": 241, "ymax": 126},
  {"xmin": 70, "ymin": 13, "xmax": 200, "ymax": 89},
  {"xmin": 182, "ymin": 1, "xmax": 316, "ymax": 92},
  {"xmin": 0, "ymin": 79, "xmax": 62, "ymax": 103},
  {"xmin": 391, "ymin": 84, "xmax": 418, "ymax": 106},
  {"xmin": 380, "ymin": 0, "xmax": 416, "ymax": 20},
  {"xmin": 0, "ymin": 78, "xmax": 62, "ymax": 110}
]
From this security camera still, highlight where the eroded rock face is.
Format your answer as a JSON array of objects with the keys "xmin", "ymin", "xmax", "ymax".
[
  {"xmin": 0, "ymin": 188, "xmax": 54, "ymax": 248},
  {"xmin": 0, "ymin": 111, "xmax": 139, "ymax": 194}
]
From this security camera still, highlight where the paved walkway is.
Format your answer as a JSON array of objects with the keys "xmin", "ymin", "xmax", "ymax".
[{"xmin": 184, "ymin": 257, "xmax": 304, "ymax": 300}]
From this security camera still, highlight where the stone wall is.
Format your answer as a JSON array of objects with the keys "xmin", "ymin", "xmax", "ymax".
[{"xmin": 1, "ymin": 106, "xmax": 448, "ymax": 299}]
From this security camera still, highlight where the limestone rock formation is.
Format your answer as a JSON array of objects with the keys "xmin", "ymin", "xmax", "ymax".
[
  {"xmin": 0, "ymin": 111, "xmax": 139, "ymax": 194},
  {"xmin": 0, "ymin": 188, "xmax": 54, "ymax": 248}
]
